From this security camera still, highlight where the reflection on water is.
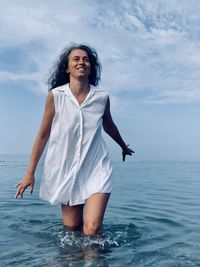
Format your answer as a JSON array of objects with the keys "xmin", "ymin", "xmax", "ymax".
[{"xmin": 59, "ymin": 246, "xmax": 107, "ymax": 267}]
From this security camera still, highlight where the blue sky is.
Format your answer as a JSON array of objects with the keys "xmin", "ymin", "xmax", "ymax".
[{"xmin": 1, "ymin": 0, "xmax": 200, "ymax": 161}]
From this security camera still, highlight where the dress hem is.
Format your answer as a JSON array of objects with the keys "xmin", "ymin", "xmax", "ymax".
[{"xmin": 39, "ymin": 189, "xmax": 112, "ymax": 206}]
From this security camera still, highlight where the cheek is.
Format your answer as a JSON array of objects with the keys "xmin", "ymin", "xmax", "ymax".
[
  {"xmin": 88, "ymin": 64, "xmax": 91, "ymax": 73},
  {"xmin": 67, "ymin": 63, "xmax": 75, "ymax": 73}
]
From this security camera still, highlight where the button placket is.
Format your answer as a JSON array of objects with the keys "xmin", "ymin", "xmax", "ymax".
[{"xmin": 70, "ymin": 107, "xmax": 83, "ymax": 192}]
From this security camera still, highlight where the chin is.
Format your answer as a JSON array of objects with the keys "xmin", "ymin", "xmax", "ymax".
[{"xmin": 77, "ymin": 74, "xmax": 89, "ymax": 79}]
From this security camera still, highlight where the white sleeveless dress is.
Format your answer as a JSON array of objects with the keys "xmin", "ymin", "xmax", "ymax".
[{"xmin": 39, "ymin": 83, "xmax": 113, "ymax": 206}]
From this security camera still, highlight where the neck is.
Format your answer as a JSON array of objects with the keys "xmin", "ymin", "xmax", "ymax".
[{"xmin": 69, "ymin": 79, "xmax": 90, "ymax": 95}]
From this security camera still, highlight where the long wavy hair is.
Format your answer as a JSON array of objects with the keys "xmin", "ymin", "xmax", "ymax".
[{"xmin": 48, "ymin": 44, "xmax": 102, "ymax": 89}]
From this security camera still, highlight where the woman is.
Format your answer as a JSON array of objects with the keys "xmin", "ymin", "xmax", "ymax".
[{"xmin": 15, "ymin": 44, "xmax": 134, "ymax": 236}]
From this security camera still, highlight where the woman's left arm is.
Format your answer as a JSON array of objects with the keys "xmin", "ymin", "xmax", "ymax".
[{"xmin": 102, "ymin": 97, "xmax": 135, "ymax": 161}]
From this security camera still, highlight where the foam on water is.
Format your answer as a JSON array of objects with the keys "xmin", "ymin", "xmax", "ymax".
[{"xmin": 57, "ymin": 223, "xmax": 139, "ymax": 250}]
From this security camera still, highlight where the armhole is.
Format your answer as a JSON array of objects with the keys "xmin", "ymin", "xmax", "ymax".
[{"xmin": 103, "ymin": 92, "xmax": 109, "ymax": 115}]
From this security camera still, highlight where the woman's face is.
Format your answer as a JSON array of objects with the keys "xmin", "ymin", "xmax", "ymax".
[{"xmin": 67, "ymin": 49, "xmax": 91, "ymax": 80}]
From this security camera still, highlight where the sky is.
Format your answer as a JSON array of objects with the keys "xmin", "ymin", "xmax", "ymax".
[{"xmin": 1, "ymin": 0, "xmax": 200, "ymax": 161}]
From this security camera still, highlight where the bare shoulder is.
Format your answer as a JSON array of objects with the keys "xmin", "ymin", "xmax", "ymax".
[
  {"xmin": 46, "ymin": 90, "xmax": 54, "ymax": 102},
  {"xmin": 44, "ymin": 90, "xmax": 55, "ymax": 118},
  {"xmin": 46, "ymin": 90, "xmax": 54, "ymax": 107},
  {"xmin": 37, "ymin": 91, "xmax": 55, "ymax": 137}
]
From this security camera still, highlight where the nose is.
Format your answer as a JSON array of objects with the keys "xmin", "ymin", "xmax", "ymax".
[
  {"xmin": 79, "ymin": 58, "xmax": 85, "ymax": 65},
  {"xmin": 78, "ymin": 57, "xmax": 88, "ymax": 65}
]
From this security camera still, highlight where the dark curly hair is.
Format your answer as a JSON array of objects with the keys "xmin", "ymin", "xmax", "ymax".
[{"xmin": 48, "ymin": 44, "xmax": 102, "ymax": 90}]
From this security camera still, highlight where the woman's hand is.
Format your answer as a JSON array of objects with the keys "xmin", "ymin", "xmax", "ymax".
[
  {"xmin": 15, "ymin": 173, "xmax": 35, "ymax": 198},
  {"xmin": 122, "ymin": 145, "xmax": 135, "ymax": 162}
]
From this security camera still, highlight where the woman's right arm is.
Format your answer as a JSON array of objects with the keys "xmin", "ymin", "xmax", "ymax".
[{"xmin": 15, "ymin": 91, "xmax": 55, "ymax": 198}]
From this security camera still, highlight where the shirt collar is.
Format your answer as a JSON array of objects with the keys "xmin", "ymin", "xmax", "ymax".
[
  {"xmin": 64, "ymin": 83, "xmax": 95, "ymax": 97},
  {"xmin": 64, "ymin": 83, "xmax": 95, "ymax": 107}
]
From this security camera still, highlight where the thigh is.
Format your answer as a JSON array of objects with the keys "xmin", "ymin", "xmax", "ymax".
[
  {"xmin": 61, "ymin": 203, "xmax": 84, "ymax": 230},
  {"xmin": 84, "ymin": 193, "xmax": 110, "ymax": 226}
]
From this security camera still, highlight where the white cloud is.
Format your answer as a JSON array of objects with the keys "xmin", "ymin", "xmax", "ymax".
[
  {"xmin": 145, "ymin": 88, "xmax": 200, "ymax": 104},
  {"xmin": 0, "ymin": 70, "xmax": 38, "ymax": 82},
  {"xmin": 0, "ymin": 0, "xmax": 200, "ymax": 104},
  {"xmin": 0, "ymin": 70, "xmax": 45, "ymax": 94}
]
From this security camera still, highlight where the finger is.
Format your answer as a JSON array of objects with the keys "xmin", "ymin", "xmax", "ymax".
[
  {"xmin": 15, "ymin": 188, "xmax": 22, "ymax": 198},
  {"xmin": 15, "ymin": 191, "xmax": 20, "ymax": 198},
  {"xmin": 123, "ymin": 153, "xmax": 126, "ymax": 162},
  {"xmin": 30, "ymin": 185, "xmax": 34, "ymax": 194},
  {"xmin": 19, "ymin": 187, "xmax": 25, "ymax": 198},
  {"xmin": 15, "ymin": 182, "xmax": 21, "ymax": 188},
  {"xmin": 21, "ymin": 188, "xmax": 25, "ymax": 198},
  {"xmin": 128, "ymin": 150, "xmax": 134, "ymax": 155}
]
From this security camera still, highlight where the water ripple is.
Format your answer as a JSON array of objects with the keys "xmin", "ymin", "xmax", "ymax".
[
  {"xmin": 57, "ymin": 223, "xmax": 140, "ymax": 251},
  {"xmin": 2, "ymin": 160, "xmax": 200, "ymax": 266}
]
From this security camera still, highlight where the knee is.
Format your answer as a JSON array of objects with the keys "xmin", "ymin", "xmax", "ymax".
[{"xmin": 83, "ymin": 221, "xmax": 101, "ymax": 236}]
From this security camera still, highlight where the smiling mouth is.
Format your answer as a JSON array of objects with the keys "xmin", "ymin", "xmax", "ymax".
[
  {"xmin": 77, "ymin": 67, "xmax": 87, "ymax": 72},
  {"xmin": 77, "ymin": 67, "xmax": 86, "ymax": 70}
]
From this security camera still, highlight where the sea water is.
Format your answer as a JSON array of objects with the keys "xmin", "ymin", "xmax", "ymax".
[{"xmin": 1, "ymin": 154, "xmax": 200, "ymax": 266}]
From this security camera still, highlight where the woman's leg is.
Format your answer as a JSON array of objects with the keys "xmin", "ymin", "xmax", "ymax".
[
  {"xmin": 83, "ymin": 193, "xmax": 110, "ymax": 236},
  {"xmin": 61, "ymin": 203, "xmax": 84, "ymax": 230}
]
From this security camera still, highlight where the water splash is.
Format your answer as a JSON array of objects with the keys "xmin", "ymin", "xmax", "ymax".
[{"xmin": 57, "ymin": 223, "xmax": 139, "ymax": 250}]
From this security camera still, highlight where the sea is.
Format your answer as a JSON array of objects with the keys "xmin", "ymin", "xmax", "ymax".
[{"xmin": 1, "ymin": 154, "xmax": 200, "ymax": 267}]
